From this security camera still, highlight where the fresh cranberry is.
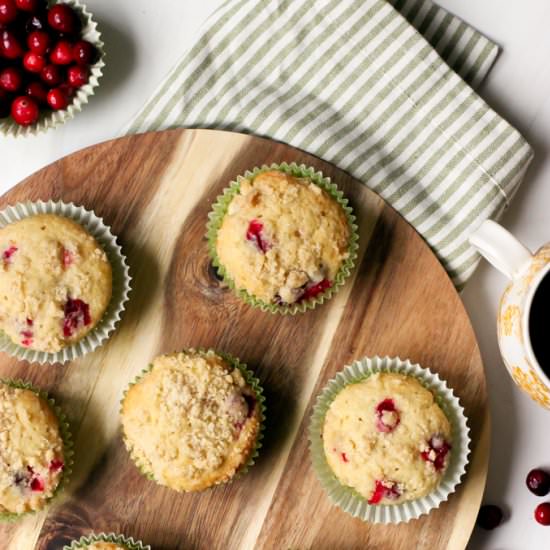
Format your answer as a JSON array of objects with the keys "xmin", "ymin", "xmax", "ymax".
[
  {"xmin": 299, "ymin": 278, "xmax": 332, "ymax": 301},
  {"xmin": 11, "ymin": 96, "xmax": 39, "ymax": 125},
  {"xmin": 15, "ymin": 0, "xmax": 42, "ymax": 11},
  {"xmin": 47, "ymin": 4, "xmax": 78, "ymax": 34},
  {"xmin": 246, "ymin": 219, "xmax": 271, "ymax": 253},
  {"xmin": 535, "ymin": 503, "xmax": 550, "ymax": 526},
  {"xmin": 63, "ymin": 297, "xmax": 91, "ymax": 337},
  {"xmin": 0, "ymin": 0, "xmax": 17, "ymax": 25},
  {"xmin": 26, "ymin": 81, "xmax": 47, "ymax": 104},
  {"xmin": 25, "ymin": 13, "xmax": 47, "ymax": 32},
  {"xmin": 26, "ymin": 318, "xmax": 33, "ymax": 326},
  {"xmin": 420, "ymin": 435, "xmax": 451, "ymax": 471},
  {"xmin": 2, "ymin": 244, "xmax": 18, "ymax": 263},
  {"xmin": 49, "ymin": 458, "xmax": 64, "ymax": 472},
  {"xmin": 47, "ymin": 86, "xmax": 69, "ymax": 110},
  {"xmin": 67, "ymin": 64, "xmax": 87, "ymax": 87},
  {"xmin": 61, "ymin": 247, "xmax": 73, "ymax": 268},
  {"xmin": 375, "ymin": 398, "xmax": 400, "ymax": 433},
  {"xmin": 72, "ymin": 39, "xmax": 96, "ymax": 65},
  {"xmin": 40, "ymin": 64, "xmax": 62, "ymax": 86},
  {"xmin": 526, "ymin": 468, "xmax": 550, "ymax": 497},
  {"xmin": 368, "ymin": 480, "xmax": 401, "ymax": 505},
  {"xmin": 27, "ymin": 30, "xmax": 50, "ymax": 54},
  {"xmin": 477, "ymin": 504, "xmax": 503, "ymax": 530},
  {"xmin": 50, "ymin": 40, "xmax": 73, "ymax": 65},
  {"xmin": 23, "ymin": 51, "xmax": 47, "ymax": 73},
  {"xmin": 1, "ymin": 30, "xmax": 24, "ymax": 59},
  {"xmin": 0, "ymin": 68, "xmax": 22, "ymax": 93}
]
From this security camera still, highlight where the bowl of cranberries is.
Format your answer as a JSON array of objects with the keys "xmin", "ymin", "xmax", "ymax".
[{"xmin": 0, "ymin": 0, "xmax": 104, "ymax": 136}]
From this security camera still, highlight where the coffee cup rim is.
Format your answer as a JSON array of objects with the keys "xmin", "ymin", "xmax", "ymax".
[{"xmin": 522, "ymin": 262, "xmax": 550, "ymax": 385}]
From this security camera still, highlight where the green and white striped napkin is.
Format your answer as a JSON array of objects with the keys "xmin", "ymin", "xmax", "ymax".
[{"xmin": 127, "ymin": 0, "xmax": 533, "ymax": 287}]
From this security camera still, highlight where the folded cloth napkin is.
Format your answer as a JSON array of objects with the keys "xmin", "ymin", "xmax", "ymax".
[{"xmin": 126, "ymin": 0, "xmax": 533, "ymax": 287}]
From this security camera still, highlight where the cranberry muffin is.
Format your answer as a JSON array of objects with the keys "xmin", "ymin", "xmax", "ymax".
[
  {"xmin": 215, "ymin": 170, "xmax": 351, "ymax": 305},
  {"xmin": 0, "ymin": 382, "xmax": 65, "ymax": 515},
  {"xmin": 322, "ymin": 373, "xmax": 452, "ymax": 504},
  {"xmin": 0, "ymin": 214, "xmax": 112, "ymax": 353},
  {"xmin": 121, "ymin": 350, "xmax": 262, "ymax": 492}
]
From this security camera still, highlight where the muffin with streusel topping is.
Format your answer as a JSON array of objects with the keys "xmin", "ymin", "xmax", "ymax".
[
  {"xmin": 121, "ymin": 350, "xmax": 263, "ymax": 492},
  {"xmin": 209, "ymin": 165, "xmax": 357, "ymax": 312},
  {"xmin": 0, "ymin": 214, "xmax": 112, "ymax": 353},
  {"xmin": 63, "ymin": 533, "xmax": 150, "ymax": 550},
  {"xmin": 322, "ymin": 373, "xmax": 452, "ymax": 505},
  {"xmin": 0, "ymin": 381, "xmax": 66, "ymax": 515}
]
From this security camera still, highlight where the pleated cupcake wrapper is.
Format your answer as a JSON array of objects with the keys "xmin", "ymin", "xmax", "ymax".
[
  {"xmin": 0, "ymin": 378, "xmax": 74, "ymax": 522},
  {"xmin": 120, "ymin": 348, "xmax": 266, "ymax": 490},
  {"xmin": 0, "ymin": 0, "xmax": 105, "ymax": 137},
  {"xmin": 63, "ymin": 532, "xmax": 150, "ymax": 550},
  {"xmin": 309, "ymin": 356, "xmax": 471, "ymax": 524},
  {"xmin": 206, "ymin": 162, "xmax": 359, "ymax": 315},
  {"xmin": 0, "ymin": 200, "xmax": 132, "ymax": 364}
]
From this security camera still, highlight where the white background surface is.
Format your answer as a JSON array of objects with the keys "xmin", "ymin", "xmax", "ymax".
[{"xmin": 0, "ymin": 1, "xmax": 549, "ymax": 548}]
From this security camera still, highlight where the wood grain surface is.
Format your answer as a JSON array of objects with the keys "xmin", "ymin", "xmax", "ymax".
[{"xmin": 0, "ymin": 129, "xmax": 489, "ymax": 550}]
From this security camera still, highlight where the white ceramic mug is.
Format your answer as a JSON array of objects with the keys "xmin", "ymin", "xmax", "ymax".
[{"xmin": 470, "ymin": 220, "xmax": 550, "ymax": 409}]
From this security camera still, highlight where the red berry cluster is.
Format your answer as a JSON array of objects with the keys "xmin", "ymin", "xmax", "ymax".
[{"xmin": 0, "ymin": 0, "xmax": 98, "ymax": 126}]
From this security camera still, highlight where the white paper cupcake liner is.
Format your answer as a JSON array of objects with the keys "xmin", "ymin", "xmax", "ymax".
[
  {"xmin": 0, "ymin": 0, "xmax": 105, "ymax": 137},
  {"xmin": 0, "ymin": 200, "xmax": 131, "ymax": 364},
  {"xmin": 63, "ymin": 532, "xmax": 150, "ymax": 550},
  {"xmin": 309, "ymin": 356, "xmax": 471, "ymax": 524}
]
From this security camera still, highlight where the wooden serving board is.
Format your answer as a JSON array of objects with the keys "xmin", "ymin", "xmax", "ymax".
[{"xmin": 0, "ymin": 129, "xmax": 489, "ymax": 550}]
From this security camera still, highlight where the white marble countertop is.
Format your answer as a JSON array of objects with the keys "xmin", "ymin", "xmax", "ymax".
[{"xmin": 0, "ymin": 1, "xmax": 549, "ymax": 548}]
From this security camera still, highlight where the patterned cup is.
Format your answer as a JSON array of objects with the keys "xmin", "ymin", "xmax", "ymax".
[{"xmin": 470, "ymin": 220, "xmax": 550, "ymax": 408}]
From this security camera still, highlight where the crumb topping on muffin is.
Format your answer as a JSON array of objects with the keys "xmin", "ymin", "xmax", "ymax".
[
  {"xmin": 322, "ymin": 373, "xmax": 452, "ymax": 505},
  {"xmin": 0, "ymin": 383, "xmax": 65, "ymax": 514},
  {"xmin": 0, "ymin": 214, "xmax": 112, "ymax": 352},
  {"xmin": 121, "ymin": 351, "xmax": 261, "ymax": 492},
  {"xmin": 85, "ymin": 543, "xmax": 127, "ymax": 550},
  {"xmin": 215, "ymin": 170, "xmax": 350, "ymax": 304}
]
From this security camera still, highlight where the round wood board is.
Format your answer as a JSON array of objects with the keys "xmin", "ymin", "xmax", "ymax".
[{"xmin": 0, "ymin": 129, "xmax": 489, "ymax": 550}]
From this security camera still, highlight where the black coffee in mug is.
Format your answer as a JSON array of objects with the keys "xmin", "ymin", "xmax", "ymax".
[{"xmin": 529, "ymin": 272, "xmax": 550, "ymax": 376}]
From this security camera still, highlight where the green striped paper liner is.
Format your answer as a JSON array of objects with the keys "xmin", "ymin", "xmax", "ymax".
[
  {"xmin": 120, "ymin": 348, "xmax": 266, "ymax": 490},
  {"xmin": 0, "ymin": 379, "xmax": 74, "ymax": 522},
  {"xmin": 0, "ymin": 200, "xmax": 132, "ymax": 364},
  {"xmin": 0, "ymin": 0, "xmax": 105, "ymax": 137},
  {"xmin": 206, "ymin": 162, "xmax": 359, "ymax": 314},
  {"xmin": 63, "ymin": 532, "xmax": 150, "ymax": 550},
  {"xmin": 309, "ymin": 356, "xmax": 470, "ymax": 524}
]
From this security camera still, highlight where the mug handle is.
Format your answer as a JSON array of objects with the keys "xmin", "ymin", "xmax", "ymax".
[{"xmin": 470, "ymin": 220, "xmax": 533, "ymax": 280}]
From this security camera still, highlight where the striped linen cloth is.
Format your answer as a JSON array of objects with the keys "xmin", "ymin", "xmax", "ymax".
[{"xmin": 127, "ymin": 0, "xmax": 534, "ymax": 287}]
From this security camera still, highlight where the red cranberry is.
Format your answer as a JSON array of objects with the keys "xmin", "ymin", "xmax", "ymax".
[
  {"xmin": 2, "ymin": 244, "xmax": 17, "ymax": 263},
  {"xmin": 61, "ymin": 247, "xmax": 73, "ymax": 268},
  {"xmin": 72, "ymin": 40, "xmax": 96, "ymax": 65},
  {"xmin": 300, "ymin": 278, "xmax": 332, "ymax": 301},
  {"xmin": 0, "ymin": 67, "xmax": 22, "ymax": 92},
  {"xmin": 63, "ymin": 297, "xmax": 91, "ymax": 337},
  {"xmin": 375, "ymin": 398, "xmax": 400, "ymax": 433},
  {"xmin": 477, "ymin": 504, "xmax": 503, "ymax": 530},
  {"xmin": 27, "ymin": 30, "xmax": 50, "ymax": 54},
  {"xmin": 49, "ymin": 458, "xmax": 64, "ymax": 472},
  {"xmin": 30, "ymin": 475, "xmax": 44, "ymax": 492},
  {"xmin": 420, "ymin": 435, "xmax": 451, "ymax": 471},
  {"xmin": 50, "ymin": 40, "xmax": 73, "ymax": 65},
  {"xmin": 0, "ymin": 0, "xmax": 17, "ymax": 25},
  {"xmin": 46, "ymin": 86, "xmax": 69, "ymax": 110},
  {"xmin": 11, "ymin": 96, "xmax": 39, "ymax": 125},
  {"xmin": 67, "ymin": 64, "xmax": 87, "ymax": 87},
  {"xmin": 526, "ymin": 468, "xmax": 550, "ymax": 496},
  {"xmin": 1, "ymin": 30, "xmax": 24, "ymax": 59},
  {"xmin": 26, "ymin": 81, "xmax": 47, "ymax": 104},
  {"xmin": 23, "ymin": 51, "xmax": 47, "ymax": 73},
  {"xmin": 368, "ymin": 480, "xmax": 401, "ymax": 505},
  {"xmin": 47, "ymin": 4, "xmax": 78, "ymax": 34},
  {"xmin": 15, "ymin": 0, "xmax": 42, "ymax": 11},
  {"xmin": 535, "ymin": 503, "xmax": 550, "ymax": 526},
  {"xmin": 246, "ymin": 219, "xmax": 271, "ymax": 253},
  {"xmin": 40, "ymin": 64, "xmax": 62, "ymax": 86}
]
